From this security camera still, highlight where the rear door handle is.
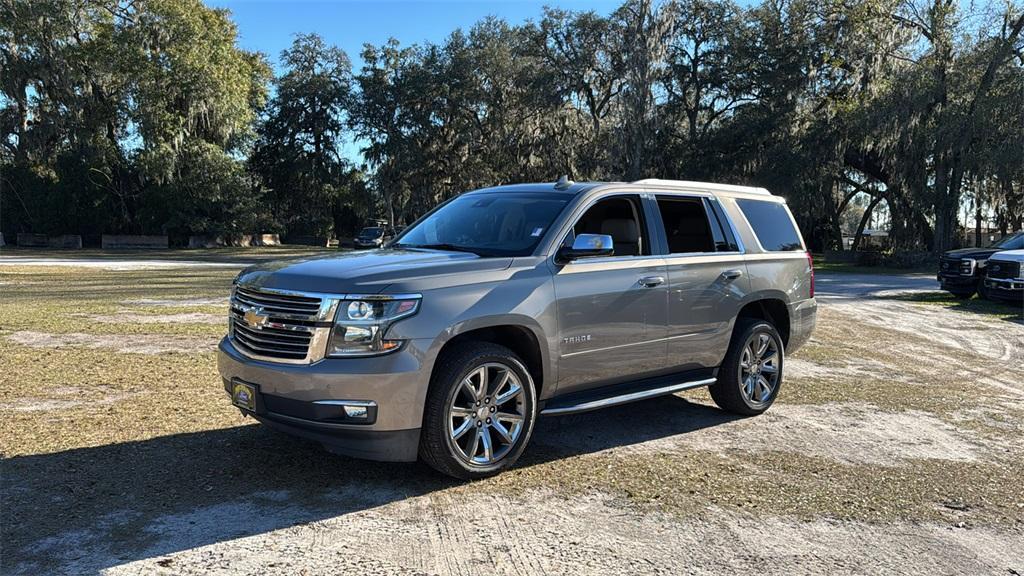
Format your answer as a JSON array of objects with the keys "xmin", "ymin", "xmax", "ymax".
[
  {"xmin": 722, "ymin": 269, "xmax": 744, "ymax": 280},
  {"xmin": 639, "ymin": 276, "xmax": 665, "ymax": 287}
]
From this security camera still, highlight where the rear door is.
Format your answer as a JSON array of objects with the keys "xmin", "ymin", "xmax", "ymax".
[
  {"xmin": 551, "ymin": 193, "xmax": 669, "ymax": 395},
  {"xmin": 651, "ymin": 193, "xmax": 750, "ymax": 370}
]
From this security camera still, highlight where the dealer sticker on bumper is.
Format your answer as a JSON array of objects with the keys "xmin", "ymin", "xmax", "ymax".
[{"xmin": 232, "ymin": 382, "xmax": 256, "ymax": 411}]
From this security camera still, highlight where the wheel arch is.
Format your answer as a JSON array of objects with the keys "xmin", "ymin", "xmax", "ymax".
[
  {"xmin": 427, "ymin": 315, "xmax": 550, "ymax": 400},
  {"xmin": 736, "ymin": 296, "xmax": 791, "ymax": 347}
]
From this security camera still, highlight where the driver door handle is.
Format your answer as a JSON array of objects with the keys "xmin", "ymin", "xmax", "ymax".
[
  {"xmin": 639, "ymin": 276, "xmax": 665, "ymax": 287},
  {"xmin": 722, "ymin": 269, "xmax": 744, "ymax": 280}
]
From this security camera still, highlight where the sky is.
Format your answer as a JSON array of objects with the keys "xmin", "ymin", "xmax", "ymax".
[
  {"xmin": 204, "ymin": 0, "xmax": 625, "ymax": 161},
  {"xmin": 206, "ymin": 0, "xmax": 625, "ymax": 72}
]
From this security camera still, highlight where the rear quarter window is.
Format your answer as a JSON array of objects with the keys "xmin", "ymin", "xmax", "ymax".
[{"xmin": 736, "ymin": 199, "xmax": 804, "ymax": 252}]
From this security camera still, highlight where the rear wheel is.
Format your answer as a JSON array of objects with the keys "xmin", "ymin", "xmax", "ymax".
[
  {"xmin": 419, "ymin": 342, "xmax": 537, "ymax": 479},
  {"xmin": 710, "ymin": 318, "xmax": 784, "ymax": 416}
]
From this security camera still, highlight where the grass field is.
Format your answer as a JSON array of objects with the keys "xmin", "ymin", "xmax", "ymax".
[{"xmin": 2, "ymin": 259, "xmax": 1023, "ymax": 574}]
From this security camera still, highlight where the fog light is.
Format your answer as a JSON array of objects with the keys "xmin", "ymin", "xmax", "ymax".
[{"xmin": 343, "ymin": 405, "xmax": 369, "ymax": 418}]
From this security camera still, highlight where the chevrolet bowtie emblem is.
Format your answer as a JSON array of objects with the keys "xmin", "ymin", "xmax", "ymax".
[{"xmin": 243, "ymin": 307, "xmax": 270, "ymax": 329}]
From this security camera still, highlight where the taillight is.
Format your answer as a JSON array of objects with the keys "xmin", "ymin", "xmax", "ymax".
[{"xmin": 807, "ymin": 251, "xmax": 815, "ymax": 298}]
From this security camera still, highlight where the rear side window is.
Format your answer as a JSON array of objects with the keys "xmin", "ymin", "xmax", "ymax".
[
  {"xmin": 655, "ymin": 196, "xmax": 715, "ymax": 254},
  {"xmin": 736, "ymin": 199, "xmax": 803, "ymax": 252}
]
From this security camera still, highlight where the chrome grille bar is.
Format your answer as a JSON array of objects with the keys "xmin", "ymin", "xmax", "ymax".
[{"xmin": 234, "ymin": 286, "xmax": 322, "ymax": 316}]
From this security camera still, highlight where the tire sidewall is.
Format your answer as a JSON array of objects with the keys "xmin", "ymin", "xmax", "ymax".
[
  {"xmin": 727, "ymin": 320, "xmax": 784, "ymax": 413},
  {"xmin": 436, "ymin": 349, "xmax": 538, "ymax": 477}
]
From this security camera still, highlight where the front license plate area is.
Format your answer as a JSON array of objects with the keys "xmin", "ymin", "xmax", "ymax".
[{"xmin": 232, "ymin": 381, "xmax": 257, "ymax": 412}]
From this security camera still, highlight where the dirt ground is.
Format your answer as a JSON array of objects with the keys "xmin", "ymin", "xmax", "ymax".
[{"xmin": 1, "ymin": 259, "xmax": 1022, "ymax": 575}]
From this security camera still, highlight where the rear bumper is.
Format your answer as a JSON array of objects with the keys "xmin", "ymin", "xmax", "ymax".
[
  {"xmin": 786, "ymin": 297, "xmax": 817, "ymax": 354},
  {"xmin": 217, "ymin": 336, "xmax": 434, "ymax": 462}
]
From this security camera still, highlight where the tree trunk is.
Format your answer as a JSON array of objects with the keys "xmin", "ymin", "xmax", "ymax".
[
  {"xmin": 852, "ymin": 194, "xmax": 883, "ymax": 252},
  {"xmin": 975, "ymin": 205, "xmax": 982, "ymax": 247}
]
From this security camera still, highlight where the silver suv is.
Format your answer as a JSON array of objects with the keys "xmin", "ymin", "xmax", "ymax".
[{"xmin": 218, "ymin": 179, "xmax": 817, "ymax": 478}]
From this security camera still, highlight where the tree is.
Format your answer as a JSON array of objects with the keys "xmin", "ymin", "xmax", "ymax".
[
  {"xmin": 251, "ymin": 33, "xmax": 356, "ymax": 238},
  {"xmin": 0, "ymin": 0, "xmax": 270, "ymax": 239}
]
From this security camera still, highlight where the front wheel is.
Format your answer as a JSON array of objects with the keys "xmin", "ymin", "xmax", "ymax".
[
  {"xmin": 709, "ymin": 318, "xmax": 784, "ymax": 416},
  {"xmin": 419, "ymin": 342, "xmax": 537, "ymax": 479},
  {"xmin": 975, "ymin": 282, "xmax": 989, "ymax": 301}
]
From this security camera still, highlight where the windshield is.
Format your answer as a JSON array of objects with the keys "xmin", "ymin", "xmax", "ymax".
[
  {"xmin": 359, "ymin": 227, "xmax": 384, "ymax": 238},
  {"xmin": 992, "ymin": 232, "xmax": 1024, "ymax": 250},
  {"xmin": 393, "ymin": 193, "xmax": 570, "ymax": 257}
]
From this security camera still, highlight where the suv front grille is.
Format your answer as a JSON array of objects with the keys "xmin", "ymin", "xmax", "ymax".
[
  {"xmin": 987, "ymin": 260, "xmax": 1021, "ymax": 280},
  {"xmin": 229, "ymin": 286, "xmax": 335, "ymax": 363},
  {"xmin": 234, "ymin": 286, "xmax": 322, "ymax": 316},
  {"xmin": 939, "ymin": 257, "xmax": 972, "ymax": 275}
]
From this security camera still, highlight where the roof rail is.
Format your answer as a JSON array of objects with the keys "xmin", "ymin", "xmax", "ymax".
[{"xmin": 632, "ymin": 178, "xmax": 771, "ymax": 196}]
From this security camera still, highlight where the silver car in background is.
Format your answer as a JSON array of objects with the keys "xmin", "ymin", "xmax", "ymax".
[{"xmin": 218, "ymin": 178, "xmax": 817, "ymax": 479}]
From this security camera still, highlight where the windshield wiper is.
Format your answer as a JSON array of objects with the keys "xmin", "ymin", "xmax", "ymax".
[{"xmin": 393, "ymin": 243, "xmax": 487, "ymax": 256}]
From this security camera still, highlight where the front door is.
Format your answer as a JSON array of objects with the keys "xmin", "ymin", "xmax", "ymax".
[{"xmin": 551, "ymin": 194, "xmax": 669, "ymax": 395}]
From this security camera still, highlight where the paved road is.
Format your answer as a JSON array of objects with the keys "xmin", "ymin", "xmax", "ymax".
[{"xmin": 814, "ymin": 271, "xmax": 939, "ymax": 300}]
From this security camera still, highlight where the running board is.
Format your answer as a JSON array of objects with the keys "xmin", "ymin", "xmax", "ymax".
[{"xmin": 540, "ymin": 376, "xmax": 716, "ymax": 416}]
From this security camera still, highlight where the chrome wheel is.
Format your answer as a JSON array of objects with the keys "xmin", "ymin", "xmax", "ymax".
[
  {"xmin": 447, "ymin": 362, "xmax": 526, "ymax": 466},
  {"xmin": 738, "ymin": 332, "xmax": 780, "ymax": 407}
]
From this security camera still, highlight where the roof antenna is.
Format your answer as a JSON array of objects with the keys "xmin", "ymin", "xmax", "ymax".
[{"xmin": 554, "ymin": 175, "xmax": 574, "ymax": 190}]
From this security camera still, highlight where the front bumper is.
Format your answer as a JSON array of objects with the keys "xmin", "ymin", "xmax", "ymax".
[
  {"xmin": 983, "ymin": 277, "xmax": 1024, "ymax": 300},
  {"xmin": 937, "ymin": 273, "xmax": 978, "ymax": 291},
  {"xmin": 217, "ymin": 336, "xmax": 435, "ymax": 462}
]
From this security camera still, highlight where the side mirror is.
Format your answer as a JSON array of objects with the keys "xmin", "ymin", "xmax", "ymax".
[{"xmin": 556, "ymin": 233, "xmax": 614, "ymax": 264}]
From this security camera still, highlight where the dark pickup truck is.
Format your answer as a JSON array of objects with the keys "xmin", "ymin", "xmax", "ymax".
[{"xmin": 938, "ymin": 232, "xmax": 1024, "ymax": 298}]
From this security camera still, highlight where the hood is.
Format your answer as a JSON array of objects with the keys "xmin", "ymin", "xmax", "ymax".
[
  {"xmin": 942, "ymin": 247, "xmax": 1002, "ymax": 260},
  {"xmin": 236, "ymin": 249, "xmax": 514, "ymax": 294},
  {"xmin": 989, "ymin": 249, "xmax": 1024, "ymax": 263}
]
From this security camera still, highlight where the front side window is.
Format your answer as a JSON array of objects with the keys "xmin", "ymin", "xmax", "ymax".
[
  {"xmin": 736, "ymin": 199, "xmax": 804, "ymax": 252},
  {"xmin": 394, "ymin": 193, "xmax": 569, "ymax": 257},
  {"xmin": 568, "ymin": 195, "xmax": 650, "ymax": 257}
]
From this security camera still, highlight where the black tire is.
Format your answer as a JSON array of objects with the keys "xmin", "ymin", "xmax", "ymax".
[
  {"xmin": 709, "ymin": 318, "xmax": 784, "ymax": 416},
  {"xmin": 419, "ymin": 342, "xmax": 537, "ymax": 480},
  {"xmin": 975, "ymin": 282, "xmax": 989, "ymax": 301}
]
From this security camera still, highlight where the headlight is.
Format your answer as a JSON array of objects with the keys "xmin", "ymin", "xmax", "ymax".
[
  {"xmin": 959, "ymin": 258, "xmax": 975, "ymax": 275},
  {"xmin": 326, "ymin": 295, "xmax": 421, "ymax": 357}
]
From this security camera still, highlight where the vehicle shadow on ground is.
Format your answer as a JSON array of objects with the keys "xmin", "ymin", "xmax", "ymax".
[{"xmin": 2, "ymin": 396, "xmax": 735, "ymax": 574}]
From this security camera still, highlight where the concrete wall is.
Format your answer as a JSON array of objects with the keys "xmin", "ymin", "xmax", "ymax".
[
  {"xmin": 101, "ymin": 235, "xmax": 169, "ymax": 249},
  {"xmin": 16, "ymin": 233, "xmax": 49, "ymax": 248}
]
